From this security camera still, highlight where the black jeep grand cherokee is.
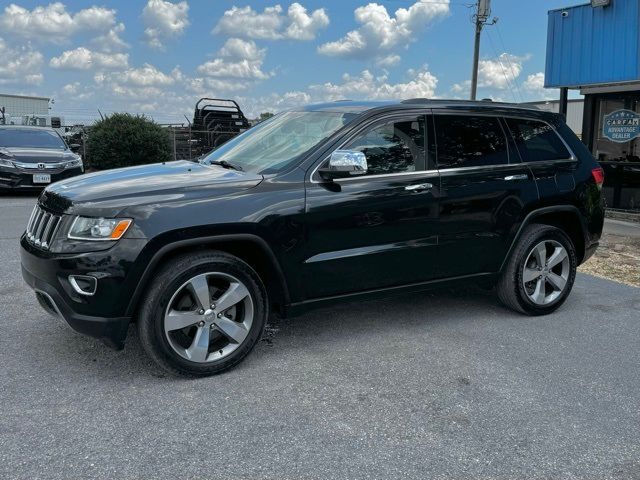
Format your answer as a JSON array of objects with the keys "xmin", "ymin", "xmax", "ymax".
[{"xmin": 20, "ymin": 100, "xmax": 604, "ymax": 376}]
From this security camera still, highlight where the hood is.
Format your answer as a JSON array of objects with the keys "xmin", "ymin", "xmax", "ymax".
[
  {"xmin": 40, "ymin": 160, "xmax": 263, "ymax": 216},
  {"xmin": 4, "ymin": 147, "xmax": 73, "ymax": 164}
]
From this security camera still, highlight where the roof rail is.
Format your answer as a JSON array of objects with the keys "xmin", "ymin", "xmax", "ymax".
[{"xmin": 400, "ymin": 98, "xmax": 430, "ymax": 104}]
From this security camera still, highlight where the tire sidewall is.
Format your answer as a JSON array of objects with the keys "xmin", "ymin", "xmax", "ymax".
[
  {"xmin": 139, "ymin": 253, "xmax": 267, "ymax": 376},
  {"xmin": 513, "ymin": 227, "xmax": 577, "ymax": 315}
]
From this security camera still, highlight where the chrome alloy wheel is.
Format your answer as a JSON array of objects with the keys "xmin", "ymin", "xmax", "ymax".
[
  {"xmin": 522, "ymin": 240, "xmax": 570, "ymax": 306},
  {"xmin": 164, "ymin": 272, "xmax": 254, "ymax": 363}
]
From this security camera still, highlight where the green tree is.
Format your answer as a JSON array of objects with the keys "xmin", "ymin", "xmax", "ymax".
[{"xmin": 87, "ymin": 113, "xmax": 172, "ymax": 170}]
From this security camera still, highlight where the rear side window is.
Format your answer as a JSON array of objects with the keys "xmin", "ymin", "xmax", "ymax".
[
  {"xmin": 434, "ymin": 115, "xmax": 509, "ymax": 169},
  {"xmin": 505, "ymin": 118, "xmax": 570, "ymax": 162}
]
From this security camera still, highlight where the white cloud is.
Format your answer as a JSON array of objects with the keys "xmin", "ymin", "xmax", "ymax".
[
  {"xmin": 0, "ymin": 37, "xmax": 44, "ymax": 85},
  {"xmin": 522, "ymin": 72, "xmax": 558, "ymax": 100},
  {"xmin": 376, "ymin": 54, "xmax": 401, "ymax": 67},
  {"xmin": 309, "ymin": 68, "xmax": 438, "ymax": 101},
  {"xmin": 477, "ymin": 53, "xmax": 527, "ymax": 89},
  {"xmin": 196, "ymin": 38, "xmax": 271, "ymax": 88},
  {"xmin": 92, "ymin": 23, "xmax": 129, "ymax": 52},
  {"xmin": 213, "ymin": 3, "xmax": 329, "ymax": 41},
  {"xmin": 142, "ymin": 0, "xmax": 189, "ymax": 49},
  {"xmin": 0, "ymin": 3, "xmax": 118, "ymax": 43},
  {"xmin": 50, "ymin": 47, "xmax": 129, "ymax": 70},
  {"xmin": 318, "ymin": 0, "xmax": 448, "ymax": 61}
]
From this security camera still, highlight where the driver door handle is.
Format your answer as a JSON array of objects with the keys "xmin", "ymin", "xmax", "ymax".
[
  {"xmin": 504, "ymin": 174, "xmax": 528, "ymax": 181},
  {"xmin": 405, "ymin": 183, "xmax": 433, "ymax": 192}
]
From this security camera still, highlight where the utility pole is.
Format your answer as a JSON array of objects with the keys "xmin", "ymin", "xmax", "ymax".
[{"xmin": 470, "ymin": 0, "xmax": 496, "ymax": 100}]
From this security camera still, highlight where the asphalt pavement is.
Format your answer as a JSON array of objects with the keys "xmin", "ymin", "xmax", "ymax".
[{"xmin": 1, "ymin": 194, "xmax": 640, "ymax": 480}]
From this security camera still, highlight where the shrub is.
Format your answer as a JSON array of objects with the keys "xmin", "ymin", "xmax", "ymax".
[{"xmin": 87, "ymin": 113, "xmax": 172, "ymax": 170}]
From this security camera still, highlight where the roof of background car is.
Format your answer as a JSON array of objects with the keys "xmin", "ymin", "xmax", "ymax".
[
  {"xmin": 0, "ymin": 125, "xmax": 57, "ymax": 132},
  {"xmin": 302, "ymin": 99, "xmax": 559, "ymax": 120}
]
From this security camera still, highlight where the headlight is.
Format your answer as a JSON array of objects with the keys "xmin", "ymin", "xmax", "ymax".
[
  {"xmin": 68, "ymin": 216, "xmax": 132, "ymax": 241},
  {"xmin": 0, "ymin": 158, "xmax": 15, "ymax": 169},
  {"xmin": 64, "ymin": 155, "xmax": 83, "ymax": 169}
]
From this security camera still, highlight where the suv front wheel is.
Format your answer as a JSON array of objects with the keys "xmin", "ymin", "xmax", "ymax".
[
  {"xmin": 497, "ymin": 224, "xmax": 577, "ymax": 315},
  {"xmin": 137, "ymin": 251, "xmax": 268, "ymax": 376}
]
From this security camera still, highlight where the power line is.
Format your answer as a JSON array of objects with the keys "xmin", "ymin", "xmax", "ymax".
[
  {"xmin": 495, "ymin": 23, "xmax": 524, "ymax": 103},
  {"xmin": 485, "ymin": 29, "xmax": 519, "ymax": 103}
]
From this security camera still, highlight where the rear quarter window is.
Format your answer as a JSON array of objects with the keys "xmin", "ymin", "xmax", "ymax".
[{"xmin": 505, "ymin": 118, "xmax": 571, "ymax": 162}]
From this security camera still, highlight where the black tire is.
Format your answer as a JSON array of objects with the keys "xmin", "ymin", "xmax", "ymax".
[
  {"xmin": 497, "ymin": 223, "xmax": 577, "ymax": 315},
  {"xmin": 137, "ymin": 250, "xmax": 268, "ymax": 376}
]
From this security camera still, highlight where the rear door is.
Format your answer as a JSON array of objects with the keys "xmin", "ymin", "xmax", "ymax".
[
  {"xmin": 303, "ymin": 113, "xmax": 441, "ymax": 299},
  {"xmin": 503, "ymin": 117, "xmax": 578, "ymax": 203},
  {"xmin": 434, "ymin": 111, "xmax": 539, "ymax": 277}
]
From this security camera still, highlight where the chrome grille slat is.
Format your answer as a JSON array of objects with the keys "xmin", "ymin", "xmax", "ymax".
[{"xmin": 25, "ymin": 205, "xmax": 62, "ymax": 250}]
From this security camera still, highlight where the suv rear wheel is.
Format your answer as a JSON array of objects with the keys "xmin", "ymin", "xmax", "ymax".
[
  {"xmin": 497, "ymin": 224, "xmax": 577, "ymax": 315},
  {"xmin": 137, "ymin": 251, "xmax": 267, "ymax": 376}
]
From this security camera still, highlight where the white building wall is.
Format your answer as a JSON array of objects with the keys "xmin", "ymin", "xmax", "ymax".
[
  {"xmin": 524, "ymin": 100, "xmax": 584, "ymax": 137},
  {"xmin": 0, "ymin": 94, "xmax": 50, "ymax": 117}
]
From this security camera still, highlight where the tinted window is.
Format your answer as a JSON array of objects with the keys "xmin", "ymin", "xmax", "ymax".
[
  {"xmin": 505, "ymin": 118, "xmax": 570, "ymax": 162},
  {"xmin": 344, "ymin": 117, "xmax": 424, "ymax": 175},
  {"xmin": 435, "ymin": 115, "xmax": 508, "ymax": 169},
  {"xmin": 0, "ymin": 129, "xmax": 66, "ymax": 149}
]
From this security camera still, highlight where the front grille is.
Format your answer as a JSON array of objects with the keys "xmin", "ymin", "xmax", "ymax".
[{"xmin": 25, "ymin": 205, "xmax": 62, "ymax": 250}]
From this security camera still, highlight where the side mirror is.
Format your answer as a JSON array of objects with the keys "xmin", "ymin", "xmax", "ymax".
[{"xmin": 318, "ymin": 150, "xmax": 367, "ymax": 181}]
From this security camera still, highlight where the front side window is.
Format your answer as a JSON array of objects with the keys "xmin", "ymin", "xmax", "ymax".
[
  {"xmin": 202, "ymin": 111, "xmax": 356, "ymax": 174},
  {"xmin": 343, "ymin": 117, "xmax": 425, "ymax": 175},
  {"xmin": 435, "ymin": 115, "xmax": 509, "ymax": 169},
  {"xmin": 0, "ymin": 129, "xmax": 66, "ymax": 149},
  {"xmin": 505, "ymin": 118, "xmax": 570, "ymax": 162}
]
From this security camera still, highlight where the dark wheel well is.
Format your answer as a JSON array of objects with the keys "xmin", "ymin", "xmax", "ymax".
[
  {"xmin": 526, "ymin": 211, "xmax": 585, "ymax": 264},
  {"xmin": 129, "ymin": 237, "xmax": 289, "ymax": 320}
]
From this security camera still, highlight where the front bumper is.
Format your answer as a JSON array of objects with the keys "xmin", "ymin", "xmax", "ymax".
[
  {"xmin": 20, "ymin": 235, "xmax": 148, "ymax": 349},
  {"xmin": 0, "ymin": 166, "xmax": 83, "ymax": 190}
]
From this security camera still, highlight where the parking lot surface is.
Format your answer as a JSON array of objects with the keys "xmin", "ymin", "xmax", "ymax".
[{"xmin": 1, "ymin": 195, "xmax": 640, "ymax": 479}]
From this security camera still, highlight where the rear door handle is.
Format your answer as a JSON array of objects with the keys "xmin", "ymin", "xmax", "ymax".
[
  {"xmin": 405, "ymin": 183, "xmax": 433, "ymax": 192},
  {"xmin": 504, "ymin": 174, "xmax": 528, "ymax": 181}
]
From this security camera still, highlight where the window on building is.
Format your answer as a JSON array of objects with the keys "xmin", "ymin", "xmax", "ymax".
[
  {"xmin": 505, "ymin": 118, "xmax": 570, "ymax": 162},
  {"xmin": 434, "ymin": 115, "xmax": 509, "ymax": 169},
  {"xmin": 344, "ymin": 117, "xmax": 425, "ymax": 175}
]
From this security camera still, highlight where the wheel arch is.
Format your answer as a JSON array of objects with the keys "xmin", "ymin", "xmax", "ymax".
[
  {"xmin": 126, "ymin": 234, "xmax": 290, "ymax": 319},
  {"xmin": 500, "ymin": 205, "xmax": 588, "ymax": 272}
]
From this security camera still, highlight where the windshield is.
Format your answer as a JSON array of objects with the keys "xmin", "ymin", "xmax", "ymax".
[
  {"xmin": 202, "ymin": 111, "xmax": 357, "ymax": 174},
  {"xmin": 0, "ymin": 129, "xmax": 66, "ymax": 149}
]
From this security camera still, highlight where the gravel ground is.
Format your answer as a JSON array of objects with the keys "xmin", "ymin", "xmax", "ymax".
[
  {"xmin": 1, "ymin": 195, "xmax": 640, "ymax": 480},
  {"xmin": 579, "ymin": 220, "xmax": 640, "ymax": 288}
]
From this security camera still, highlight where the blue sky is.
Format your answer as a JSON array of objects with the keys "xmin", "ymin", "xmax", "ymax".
[{"xmin": 0, "ymin": 0, "xmax": 581, "ymax": 124}]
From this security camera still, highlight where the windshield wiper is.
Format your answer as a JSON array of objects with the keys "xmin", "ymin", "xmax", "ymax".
[{"xmin": 208, "ymin": 160, "xmax": 243, "ymax": 171}]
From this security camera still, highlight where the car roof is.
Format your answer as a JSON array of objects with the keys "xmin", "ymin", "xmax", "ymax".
[
  {"xmin": 0, "ymin": 125, "xmax": 58, "ymax": 132},
  {"xmin": 301, "ymin": 99, "xmax": 559, "ymax": 120}
]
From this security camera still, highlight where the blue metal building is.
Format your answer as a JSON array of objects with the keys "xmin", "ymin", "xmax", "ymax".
[{"xmin": 545, "ymin": 0, "xmax": 640, "ymax": 211}]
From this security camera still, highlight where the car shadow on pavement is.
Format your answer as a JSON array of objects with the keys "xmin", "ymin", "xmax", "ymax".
[{"xmin": 39, "ymin": 284, "xmax": 507, "ymax": 380}]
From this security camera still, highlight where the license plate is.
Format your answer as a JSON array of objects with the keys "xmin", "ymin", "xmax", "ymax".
[{"xmin": 33, "ymin": 174, "xmax": 51, "ymax": 184}]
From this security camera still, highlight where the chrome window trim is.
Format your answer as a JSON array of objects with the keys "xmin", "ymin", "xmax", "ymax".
[
  {"xmin": 309, "ymin": 110, "xmax": 579, "ymax": 183},
  {"xmin": 431, "ymin": 111, "xmax": 578, "ymax": 167},
  {"xmin": 334, "ymin": 169, "xmax": 439, "ymax": 183}
]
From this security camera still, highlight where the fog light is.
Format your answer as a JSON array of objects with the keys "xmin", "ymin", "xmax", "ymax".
[{"xmin": 68, "ymin": 275, "xmax": 97, "ymax": 296}]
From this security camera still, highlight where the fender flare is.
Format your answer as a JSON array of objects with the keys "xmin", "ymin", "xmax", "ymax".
[
  {"xmin": 499, "ymin": 205, "xmax": 587, "ymax": 272},
  {"xmin": 125, "ymin": 233, "xmax": 290, "ymax": 317}
]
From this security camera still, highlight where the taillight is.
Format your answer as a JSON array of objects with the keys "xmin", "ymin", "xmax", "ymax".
[{"xmin": 592, "ymin": 167, "xmax": 604, "ymax": 188}]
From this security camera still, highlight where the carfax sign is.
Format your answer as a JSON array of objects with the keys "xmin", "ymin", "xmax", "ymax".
[{"xmin": 602, "ymin": 109, "xmax": 640, "ymax": 143}]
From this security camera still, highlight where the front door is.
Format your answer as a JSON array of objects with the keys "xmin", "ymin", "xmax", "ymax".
[
  {"xmin": 433, "ymin": 112, "xmax": 539, "ymax": 277},
  {"xmin": 303, "ymin": 114, "xmax": 441, "ymax": 299}
]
